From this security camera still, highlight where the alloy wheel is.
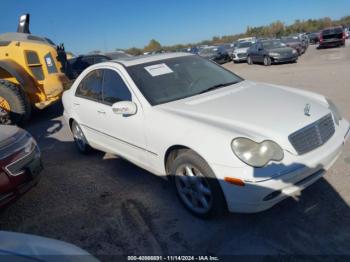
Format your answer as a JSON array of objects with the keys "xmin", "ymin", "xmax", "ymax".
[{"xmin": 175, "ymin": 164, "xmax": 213, "ymax": 214}]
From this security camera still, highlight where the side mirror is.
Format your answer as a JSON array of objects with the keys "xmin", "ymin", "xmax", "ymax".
[{"xmin": 111, "ymin": 101, "xmax": 137, "ymax": 116}]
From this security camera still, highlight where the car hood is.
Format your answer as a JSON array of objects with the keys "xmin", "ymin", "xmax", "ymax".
[
  {"xmin": 0, "ymin": 125, "xmax": 21, "ymax": 148},
  {"xmin": 0, "ymin": 231, "xmax": 97, "ymax": 260},
  {"xmin": 268, "ymin": 47, "xmax": 295, "ymax": 55},
  {"xmin": 158, "ymin": 81, "xmax": 330, "ymax": 155}
]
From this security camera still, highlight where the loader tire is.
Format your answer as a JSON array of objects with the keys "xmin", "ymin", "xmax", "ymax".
[{"xmin": 0, "ymin": 80, "xmax": 31, "ymax": 125}]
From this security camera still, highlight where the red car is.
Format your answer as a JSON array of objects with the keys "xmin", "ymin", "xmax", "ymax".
[{"xmin": 0, "ymin": 125, "xmax": 42, "ymax": 208}]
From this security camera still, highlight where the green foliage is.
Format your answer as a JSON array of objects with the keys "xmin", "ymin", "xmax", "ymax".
[
  {"xmin": 123, "ymin": 15, "xmax": 350, "ymax": 55},
  {"xmin": 125, "ymin": 47, "xmax": 143, "ymax": 56},
  {"xmin": 143, "ymin": 39, "xmax": 162, "ymax": 53}
]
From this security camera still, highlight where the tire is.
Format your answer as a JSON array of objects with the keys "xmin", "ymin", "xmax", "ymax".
[
  {"xmin": 247, "ymin": 56, "xmax": 253, "ymax": 65},
  {"xmin": 0, "ymin": 80, "xmax": 31, "ymax": 125},
  {"xmin": 170, "ymin": 150, "xmax": 227, "ymax": 218},
  {"xmin": 263, "ymin": 56, "xmax": 271, "ymax": 66},
  {"xmin": 71, "ymin": 120, "xmax": 91, "ymax": 154}
]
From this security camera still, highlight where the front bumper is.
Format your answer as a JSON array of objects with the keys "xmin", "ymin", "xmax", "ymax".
[
  {"xmin": 212, "ymin": 119, "xmax": 350, "ymax": 213},
  {"xmin": 270, "ymin": 54, "xmax": 298, "ymax": 63},
  {"xmin": 232, "ymin": 53, "xmax": 247, "ymax": 61}
]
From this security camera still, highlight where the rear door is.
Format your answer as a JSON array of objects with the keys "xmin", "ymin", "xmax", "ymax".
[{"xmin": 73, "ymin": 69, "xmax": 104, "ymax": 144}]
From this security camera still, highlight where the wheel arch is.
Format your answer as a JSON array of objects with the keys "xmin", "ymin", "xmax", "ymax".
[
  {"xmin": 164, "ymin": 145, "xmax": 210, "ymax": 175},
  {"xmin": 0, "ymin": 59, "xmax": 39, "ymax": 96}
]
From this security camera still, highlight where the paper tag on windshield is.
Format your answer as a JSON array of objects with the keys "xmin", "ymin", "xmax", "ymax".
[{"xmin": 144, "ymin": 63, "xmax": 173, "ymax": 77}]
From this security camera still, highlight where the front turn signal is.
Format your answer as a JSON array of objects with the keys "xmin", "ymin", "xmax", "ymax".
[{"xmin": 224, "ymin": 177, "xmax": 245, "ymax": 187}]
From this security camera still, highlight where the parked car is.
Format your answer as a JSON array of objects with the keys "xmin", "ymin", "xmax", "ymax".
[
  {"xmin": 319, "ymin": 26, "xmax": 346, "ymax": 48},
  {"xmin": 0, "ymin": 125, "xmax": 42, "ymax": 209},
  {"xmin": 345, "ymin": 27, "xmax": 350, "ymax": 39},
  {"xmin": 281, "ymin": 36, "xmax": 305, "ymax": 55},
  {"xmin": 67, "ymin": 51, "xmax": 133, "ymax": 80},
  {"xmin": 198, "ymin": 46, "xmax": 231, "ymax": 64},
  {"xmin": 290, "ymin": 33, "xmax": 309, "ymax": 50},
  {"xmin": 247, "ymin": 39, "xmax": 298, "ymax": 66},
  {"xmin": 63, "ymin": 53, "xmax": 350, "ymax": 217},
  {"xmin": 219, "ymin": 43, "xmax": 235, "ymax": 58},
  {"xmin": 66, "ymin": 54, "xmax": 111, "ymax": 80},
  {"xmin": 306, "ymin": 31, "xmax": 320, "ymax": 44},
  {"xmin": 231, "ymin": 41, "xmax": 254, "ymax": 62},
  {"xmin": 0, "ymin": 231, "xmax": 98, "ymax": 261}
]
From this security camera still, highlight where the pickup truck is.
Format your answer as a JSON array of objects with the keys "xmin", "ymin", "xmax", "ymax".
[{"xmin": 319, "ymin": 26, "xmax": 346, "ymax": 48}]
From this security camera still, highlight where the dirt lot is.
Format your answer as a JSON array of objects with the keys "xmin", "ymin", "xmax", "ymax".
[{"xmin": 1, "ymin": 43, "xmax": 350, "ymax": 258}]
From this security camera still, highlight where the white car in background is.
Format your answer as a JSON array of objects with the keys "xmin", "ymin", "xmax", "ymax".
[
  {"xmin": 232, "ymin": 41, "xmax": 255, "ymax": 62},
  {"xmin": 62, "ymin": 53, "xmax": 350, "ymax": 218}
]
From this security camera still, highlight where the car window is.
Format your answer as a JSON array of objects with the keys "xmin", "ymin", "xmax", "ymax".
[
  {"xmin": 75, "ymin": 69, "xmax": 103, "ymax": 101},
  {"xmin": 102, "ymin": 69, "xmax": 132, "ymax": 105}
]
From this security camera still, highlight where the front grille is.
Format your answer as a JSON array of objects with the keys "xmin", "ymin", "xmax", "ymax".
[
  {"xmin": 289, "ymin": 114, "xmax": 335, "ymax": 155},
  {"xmin": 237, "ymin": 53, "xmax": 246, "ymax": 58},
  {"xmin": 6, "ymin": 147, "xmax": 39, "ymax": 176}
]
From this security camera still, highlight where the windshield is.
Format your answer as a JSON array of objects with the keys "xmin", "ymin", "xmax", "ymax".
[
  {"xmin": 127, "ymin": 56, "xmax": 243, "ymax": 105},
  {"xmin": 262, "ymin": 40, "xmax": 286, "ymax": 49},
  {"xmin": 237, "ymin": 42, "xmax": 252, "ymax": 48}
]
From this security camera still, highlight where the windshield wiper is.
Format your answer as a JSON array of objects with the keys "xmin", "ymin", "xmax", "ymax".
[{"xmin": 199, "ymin": 81, "xmax": 238, "ymax": 94}]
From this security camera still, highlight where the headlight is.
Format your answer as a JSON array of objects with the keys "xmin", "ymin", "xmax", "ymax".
[
  {"xmin": 326, "ymin": 98, "xmax": 342, "ymax": 125},
  {"xmin": 269, "ymin": 52, "xmax": 280, "ymax": 57},
  {"xmin": 231, "ymin": 138, "xmax": 284, "ymax": 167},
  {"xmin": 292, "ymin": 49, "xmax": 297, "ymax": 54}
]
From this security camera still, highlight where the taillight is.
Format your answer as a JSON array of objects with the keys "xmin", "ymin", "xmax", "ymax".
[
  {"xmin": 319, "ymin": 34, "xmax": 323, "ymax": 43},
  {"xmin": 342, "ymin": 31, "xmax": 346, "ymax": 40}
]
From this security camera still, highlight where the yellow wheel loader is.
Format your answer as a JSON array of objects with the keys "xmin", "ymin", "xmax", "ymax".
[{"xmin": 0, "ymin": 14, "xmax": 69, "ymax": 125}]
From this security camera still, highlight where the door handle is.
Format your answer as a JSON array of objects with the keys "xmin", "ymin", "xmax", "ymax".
[
  {"xmin": 97, "ymin": 110, "xmax": 106, "ymax": 114},
  {"xmin": 73, "ymin": 102, "xmax": 80, "ymax": 106}
]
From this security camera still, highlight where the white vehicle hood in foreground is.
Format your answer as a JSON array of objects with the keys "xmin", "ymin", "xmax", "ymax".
[{"xmin": 158, "ymin": 81, "xmax": 330, "ymax": 155}]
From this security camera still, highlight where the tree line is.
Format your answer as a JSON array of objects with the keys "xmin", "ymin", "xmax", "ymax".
[{"xmin": 123, "ymin": 15, "xmax": 350, "ymax": 56}]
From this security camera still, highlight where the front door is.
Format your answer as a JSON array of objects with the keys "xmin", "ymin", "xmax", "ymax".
[{"xmin": 96, "ymin": 68, "xmax": 149, "ymax": 166}]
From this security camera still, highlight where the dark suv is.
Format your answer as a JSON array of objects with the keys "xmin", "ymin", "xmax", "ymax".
[{"xmin": 319, "ymin": 27, "xmax": 346, "ymax": 48}]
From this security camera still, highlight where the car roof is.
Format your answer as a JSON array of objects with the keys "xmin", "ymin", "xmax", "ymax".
[{"xmin": 111, "ymin": 52, "xmax": 193, "ymax": 67}]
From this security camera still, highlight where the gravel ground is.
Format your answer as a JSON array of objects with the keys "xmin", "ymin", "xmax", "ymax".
[{"xmin": 0, "ymin": 42, "xmax": 350, "ymax": 258}]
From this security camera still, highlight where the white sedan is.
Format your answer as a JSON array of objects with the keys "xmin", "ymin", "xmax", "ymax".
[{"xmin": 62, "ymin": 53, "xmax": 350, "ymax": 218}]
